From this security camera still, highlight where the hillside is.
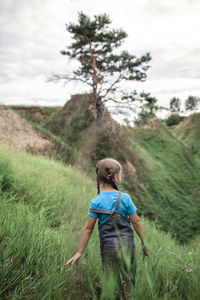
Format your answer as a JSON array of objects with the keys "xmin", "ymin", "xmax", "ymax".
[
  {"xmin": 1, "ymin": 97, "xmax": 200, "ymax": 243},
  {"xmin": 123, "ymin": 118, "xmax": 200, "ymax": 242},
  {"xmin": 5, "ymin": 105, "xmax": 60, "ymax": 124},
  {"xmin": 172, "ymin": 112, "xmax": 200, "ymax": 157},
  {"xmin": 0, "ymin": 107, "xmax": 54, "ymax": 153},
  {"xmin": 0, "ymin": 105, "xmax": 74, "ymax": 164},
  {"xmin": 43, "ymin": 94, "xmax": 200, "ymax": 243},
  {"xmin": 0, "ymin": 146, "xmax": 199, "ymax": 300},
  {"xmin": 44, "ymin": 94, "xmax": 116, "ymax": 156}
]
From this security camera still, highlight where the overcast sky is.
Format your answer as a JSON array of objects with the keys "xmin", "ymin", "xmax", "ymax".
[{"xmin": 0, "ymin": 0, "xmax": 200, "ymax": 118}]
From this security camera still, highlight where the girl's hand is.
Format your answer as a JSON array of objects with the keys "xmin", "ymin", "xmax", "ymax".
[
  {"xmin": 65, "ymin": 252, "xmax": 82, "ymax": 266},
  {"xmin": 142, "ymin": 244, "xmax": 150, "ymax": 258}
]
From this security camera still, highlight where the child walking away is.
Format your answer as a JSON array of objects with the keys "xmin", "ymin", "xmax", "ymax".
[{"xmin": 66, "ymin": 158, "xmax": 149, "ymax": 299}]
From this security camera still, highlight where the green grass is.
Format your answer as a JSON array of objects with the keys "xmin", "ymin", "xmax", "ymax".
[
  {"xmin": 4, "ymin": 103, "xmax": 200, "ymax": 244},
  {"xmin": 0, "ymin": 145, "xmax": 200, "ymax": 299},
  {"xmin": 44, "ymin": 95, "xmax": 95, "ymax": 147},
  {"xmin": 5, "ymin": 105, "xmax": 61, "ymax": 124},
  {"xmin": 173, "ymin": 112, "xmax": 200, "ymax": 157},
  {"xmin": 28, "ymin": 122, "xmax": 74, "ymax": 165},
  {"xmin": 120, "ymin": 121, "xmax": 200, "ymax": 244}
]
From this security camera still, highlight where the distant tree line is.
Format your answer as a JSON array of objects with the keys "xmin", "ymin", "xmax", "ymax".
[
  {"xmin": 131, "ymin": 94, "xmax": 200, "ymax": 125},
  {"xmin": 165, "ymin": 95, "xmax": 200, "ymax": 126},
  {"xmin": 170, "ymin": 95, "xmax": 200, "ymax": 113}
]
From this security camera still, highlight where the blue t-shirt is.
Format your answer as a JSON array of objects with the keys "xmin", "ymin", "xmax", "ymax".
[{"xmin": 89, "ymin": 191, "xmax": 137, "ymax": 225}]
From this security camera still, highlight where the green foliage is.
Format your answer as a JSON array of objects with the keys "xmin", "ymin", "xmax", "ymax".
[
  {"xmin": 170, "ymin": 97, "xmax": 181, "ymax": 112},
  {"xmin": 185, "ymin": 95, "xmax": 200, "ymax": 111},
  {"xmin": 62, "ymin": 12, "xmax": 151, "ymax": 83},
  {"xmin": 165, "ymin": 113, "xmax": 184, "ymax": 126},
  {"xmin": 0, "ymin": 146, "xmax": 199, "ymax": 299},
  {"xmin": 129, "ymin": 92, "xmax": 159, "ymax": 125}
]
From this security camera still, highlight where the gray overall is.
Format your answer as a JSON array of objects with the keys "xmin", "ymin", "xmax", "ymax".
[{"xmin": 89, "ymin": 191, "xmax": 136, "ymax": 294}]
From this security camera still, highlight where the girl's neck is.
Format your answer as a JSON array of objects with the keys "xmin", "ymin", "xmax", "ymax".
[{"xmin": 102, "ymin": 184, "xmax": 118, "ymax": 192}]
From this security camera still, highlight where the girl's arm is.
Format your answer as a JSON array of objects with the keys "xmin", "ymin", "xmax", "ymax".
[
  {"xmin": 65, "ymin": 216, "xmax": 97, "ymax": 265},
  {"xmin": 130, "ymin": 212, "xmax": 150, "ymax": 257}
]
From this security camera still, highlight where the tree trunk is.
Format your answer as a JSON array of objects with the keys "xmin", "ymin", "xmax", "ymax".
[
  {"xmin": 89, "ymin": 43, "xmax": 103, "ymax": 127},
  {"xmin": 95, "ymin": 95, "xmax": 103, "ymax": 127}
]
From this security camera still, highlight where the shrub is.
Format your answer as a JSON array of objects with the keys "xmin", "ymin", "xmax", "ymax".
[{"xmin": 165, "ymin": 114, "xmax": 183, "ymax": 126}]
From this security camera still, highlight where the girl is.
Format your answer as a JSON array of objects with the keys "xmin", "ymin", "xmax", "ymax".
[{"xmin": 66, "ymin": 158, "xmax": 149, "ymax": 297}]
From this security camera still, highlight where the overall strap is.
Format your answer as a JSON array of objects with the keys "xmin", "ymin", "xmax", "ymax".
[
  {"xmin": 114, "ymin": 191, "xmax": 122, "ymax": 212},
  {"xmin": 89, "ymin": 208, "xmax": 113, "ymax": 215},
  {"xmin": 89, "ymin": 191, "xmax": 122, "ymax": 215}
]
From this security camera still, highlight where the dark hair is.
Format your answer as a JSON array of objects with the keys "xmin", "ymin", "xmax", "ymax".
[{"xmin": 95, "ymin": 158, "xmax": 122, "ymax": 195}]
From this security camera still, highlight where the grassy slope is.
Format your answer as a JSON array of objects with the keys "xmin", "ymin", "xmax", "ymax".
[
  {"xmin": 44, "ymin": 94, "xmax": 97, "ymax": 147},
  {"xmin": 172, "ymin": 112, "xmax": 200, "ymax": 157},
  {"xmin": 4, "ymin": 103, "xmax": 200, "ymax": 244},
  {"xmin": 73, "ymin": 117, "xmax": 200, "ymax": 244},
  {"xmin": 121, "ymin": 119, "xmax": 200, "ymax": 243},
  {"xmin": 2, "ymin": 105, "xmax": 74, "ymax": 164},
  {"xmin": 5, "ymin": 105, "xmax": 61, "ymax": 124},
  {"xmin": 0, "ymin": 146, "xmax": 200, "ymax": 300},
  {"xmin": 40, "ymin": 95, "xmax": 200, "ymax": 244}
]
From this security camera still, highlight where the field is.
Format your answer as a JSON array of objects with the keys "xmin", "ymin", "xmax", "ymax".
[{"xmin": 0, "ymin": 145, "xmax": 199, "ymax": 299}]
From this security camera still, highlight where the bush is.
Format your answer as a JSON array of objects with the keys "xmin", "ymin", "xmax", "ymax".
[{"xmin": 165, "ymin": 114, "xmax": 183, "ymax": 126}]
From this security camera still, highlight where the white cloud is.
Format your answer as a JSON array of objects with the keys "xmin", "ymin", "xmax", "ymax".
[{"xmin": 0, "ymin": 0, "xmax": 200, "ymax": 117}]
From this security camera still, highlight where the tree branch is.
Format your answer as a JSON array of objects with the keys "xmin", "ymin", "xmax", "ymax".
[
  {"xmin": 100, "ymin": 73, "xmax": 122, "ymax": 98},
  {"xmin": 46, "ymin": 73, "xmax": 93, "ymax": 87}
]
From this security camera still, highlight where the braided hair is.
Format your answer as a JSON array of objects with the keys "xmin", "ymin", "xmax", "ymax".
[{"xmin": 95, "ymin": 158, "xmax": 122, "ymax": 195}]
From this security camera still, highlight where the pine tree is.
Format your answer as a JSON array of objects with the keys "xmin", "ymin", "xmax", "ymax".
[
  {"xmin": 185, "ymin": 96, "xmax": 200, "ymax": 112},
  {"xmin": 135, "ymin": 92, "xmax": 158, "ymax": 124},
  {"xmin": 170, "ymin": 97, "xmax": 181, "ymax": 113},
  {"xmin": 49, "ymin": 12, "xmax": 151, "ymax": 126}
]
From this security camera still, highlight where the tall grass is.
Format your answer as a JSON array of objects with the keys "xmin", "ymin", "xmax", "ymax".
[
  {"xmin": 0, "ymin": 145, "xmax": 199, "ymax": 299},
  {"xmin": 123, "ymin": 122, "xmax": 200, "ymax": 243}
]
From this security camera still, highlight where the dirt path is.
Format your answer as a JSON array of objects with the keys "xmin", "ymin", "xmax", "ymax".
[{"xmin": 0, "ymin": 107, "xmax": 53, "ymax": 152}]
